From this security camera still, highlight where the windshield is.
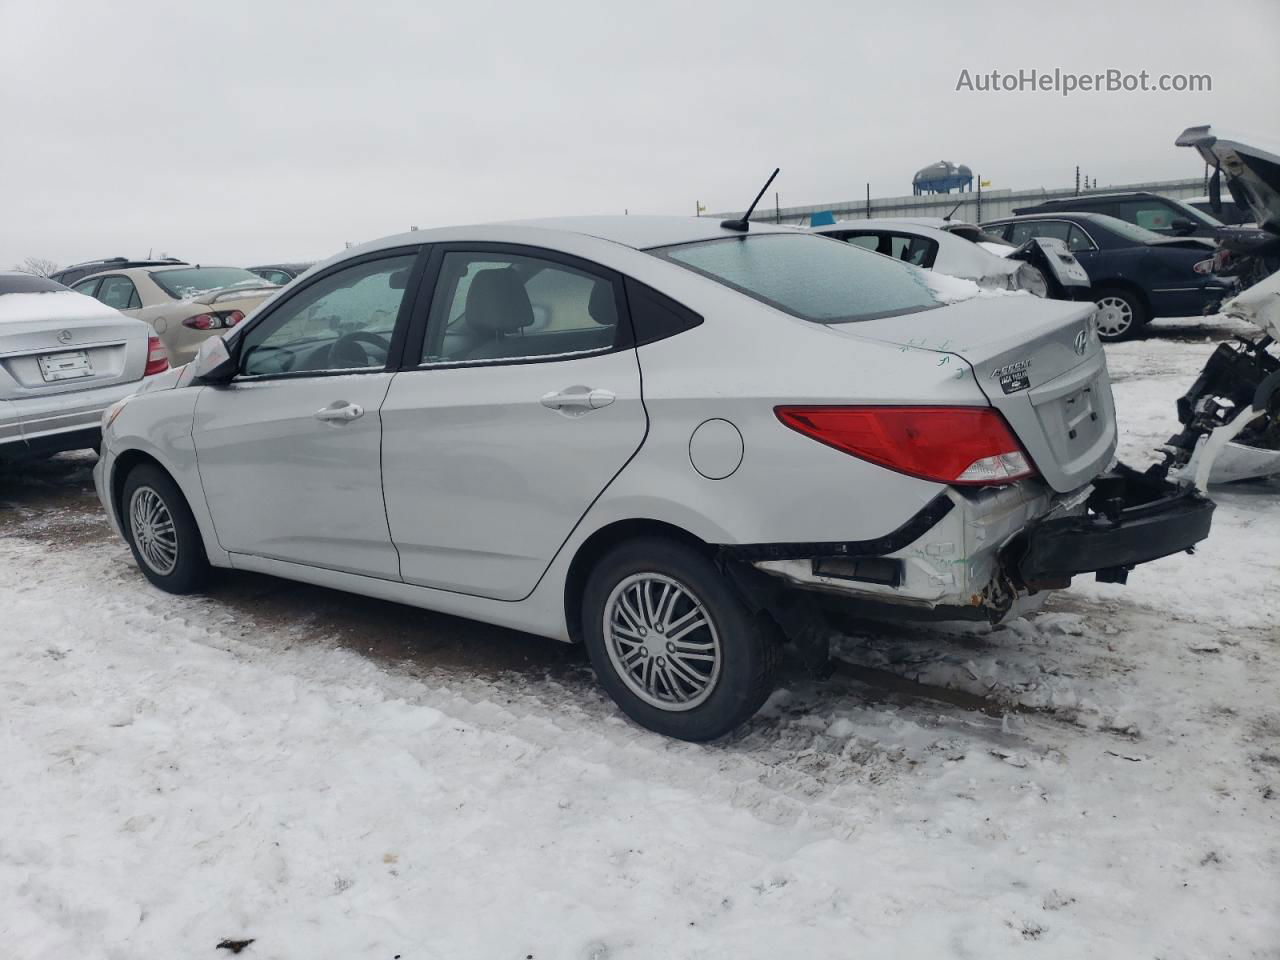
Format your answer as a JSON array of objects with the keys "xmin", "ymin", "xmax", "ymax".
[
  {"xmin": 1169, "ymin": 196, "xmax": 1224, "ymax": 227},
  {"xmin": 150, "ymin": 267, "xmax": 274, "ymax": 299},
  {"xmin": 651, "ymin": 233, "xmax": 941, "ymax": 323}
]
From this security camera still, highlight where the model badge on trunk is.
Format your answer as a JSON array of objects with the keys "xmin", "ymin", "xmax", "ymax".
[{"xmin": 991, "ymin": 358, "xmax": 1032, "ymax": 395}]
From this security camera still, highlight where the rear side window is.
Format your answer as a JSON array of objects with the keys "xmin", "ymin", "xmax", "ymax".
[
  {"xmin": 1066, "ymin": 226, "xmax": 1095, "ymax": 252},
  {"xmin": 1013, "ymin": 220, "xmax": 1072, "ymax": 245},
  {"xmin": 624, "ymin": 278, "xmax": 702, "ymax": 346},
  {"xmin": 421, "ymin": 251, "xmax": 623, "ymax": 364},
  {"xmin": 652, "ymin": 233, "xmax": 940, "ymax": 324},
  {"xmin": 96, "ymin": 275, "xmax": 141, "ymax": 310}
]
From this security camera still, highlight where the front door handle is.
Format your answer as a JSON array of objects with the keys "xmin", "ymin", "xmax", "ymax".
[
  {"xmin": 540, "ymin": 386, "xmax": 615, "ymax": 413},
  {"xmin": 314, "ymin": 401, "xmax": 365, "ymax": 423}
]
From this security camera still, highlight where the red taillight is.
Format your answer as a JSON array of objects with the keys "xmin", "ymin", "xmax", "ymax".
[
  {"xmin": 223, "ymin": 309, "xmax": 245, "ymax": 327},
  {"xmin": 144, "ymin": 335, "xmax": 169, "ymax": 376},
  {"xmin": 775, "ymin": 405, "xmax": 1037, "ymax": 486}
]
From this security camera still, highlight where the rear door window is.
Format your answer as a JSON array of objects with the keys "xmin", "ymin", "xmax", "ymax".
[
  {"xmin": 1066, "ymin": 225, "xmax": 1096, "ymax": 252},
  {"xmin": 1110, "ymin": 199, "xmax": 1176, "ymax": 233},
  {"xmin": 1007, "ymin": 220, "xmax": 1072, "ymax": 245},
  {"xmin": 420, "ymin": 251, "xmax": 623, "ymax": 365},
  {"xmin": 96, "ymin": 275, "xmax": 141, "ymax": 310},
  {"xmin": 71, "ymin": 278, "xmax": 101, "ymax": 298}
]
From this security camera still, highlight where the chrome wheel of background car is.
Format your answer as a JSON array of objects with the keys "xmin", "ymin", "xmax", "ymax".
[
  {"xmin": 1094, "ymin": 296, "xmax": 1134, "ymax": 338},
  {"xmin": 128, "ymin": 486, "xmax": 179, "ymax": 576},
  {"xmin": 603, "ymin": 573, "xmax": 723, "ymax": 712}
]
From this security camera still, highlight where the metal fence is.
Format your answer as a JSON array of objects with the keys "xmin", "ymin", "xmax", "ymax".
[{"xmin": 716, "ymin": 177, "xmax": 1206, "ymax": 227}]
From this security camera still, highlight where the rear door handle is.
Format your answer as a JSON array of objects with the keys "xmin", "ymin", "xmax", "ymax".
[
  {"xmin": 314, "ymin": 401, "xmax": 364, "ymax": 422},
  {"xmin": 540, "ymin": 387, "xmax": 615, "ymax": 413}
]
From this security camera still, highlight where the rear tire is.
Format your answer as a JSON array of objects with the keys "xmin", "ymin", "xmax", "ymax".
[
  {"xmin": 1093, "ymin": 286, "xmax": 1148, "ymax": 341},
  {"xmin": 121, "ymin": 464, "xmax": 210, "ymax": 593},
  {"xmin": 582, "ymin": 537, "xmax": 781, "ymax": 741}
]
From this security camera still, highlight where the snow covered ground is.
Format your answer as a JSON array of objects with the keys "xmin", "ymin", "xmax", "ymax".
[{"xmin": 2, "ymin": 316, "xmax": 1277, "ymax": 959}]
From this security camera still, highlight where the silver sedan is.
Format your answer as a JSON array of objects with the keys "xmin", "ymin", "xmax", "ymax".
[
  {"xmin": 94, "ymin": 217, "xmax": 1214, "ymax": 740},
  {"xmin": 0, "ymin": 272, "xmax": 167, "ymax": 460}
]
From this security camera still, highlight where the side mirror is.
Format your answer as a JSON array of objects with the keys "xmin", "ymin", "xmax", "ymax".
[
  {"xmin": 190, "ymin": 335, "xmax": 236, "ymax": 384},
  {"xmin": 1171, "ymin": 218, "xmax": 1196, "ymax": 235}
]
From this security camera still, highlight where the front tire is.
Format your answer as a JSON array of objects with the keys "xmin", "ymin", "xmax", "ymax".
[
  {"xmin": 121, "ymin": 464, "xmax": 210, "ymax": 593},
  {"xmin": 582, "ymin": 538, "xmax": 781, "ymax": 741}
]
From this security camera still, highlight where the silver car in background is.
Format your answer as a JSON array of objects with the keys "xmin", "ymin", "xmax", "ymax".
[
  {"xmin": 0, "ymin": 272, "xmax": 167, "ymax": 460},
  {"xmin": 94, "ymin": 218, "xmax": 1214, "ymax": 740}
]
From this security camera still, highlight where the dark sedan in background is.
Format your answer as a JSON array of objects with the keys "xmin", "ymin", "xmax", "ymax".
[{"xmin": 981, "ymin": 213, "xmax": 1234, "ymax": 340}]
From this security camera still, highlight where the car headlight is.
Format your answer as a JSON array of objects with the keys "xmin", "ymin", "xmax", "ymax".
[
  {"xmin": 103, "ymin": 395, "xmax": 132, "ymax": 431},
  {"xmin": 1015, "ymin": 264, "xmax": 1049, "ymax": 298}
]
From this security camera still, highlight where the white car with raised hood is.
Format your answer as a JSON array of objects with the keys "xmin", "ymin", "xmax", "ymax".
[
  {"xmin": 0, "ymin": 273, "xmax": 168, "ymax": 460},
  {"xmin": 94, "ymin": 213, "xmax": 1216, "ymax": 740}
]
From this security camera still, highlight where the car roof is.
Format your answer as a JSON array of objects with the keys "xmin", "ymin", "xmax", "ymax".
[
  {"xmin": 1028, "ymin": 191, "xmax": 1160, "ymax": 204},
  {"xmin": 985, "ymin": 212, "xmax": 1110, "ymax": 224},
  {"xmin": 60, "ymin": 257, "xmax": 185, "ymax": 269},
  {"xmin": 348, "ymin": 216, "xmax": 802, "ymax": 259},
  {"xmin": 249, "ymin": 262, "xmax": 314, "ymax": 271},
  {"xmin": 815, "ymin": 217, "xmax": 979, "ymax": 234}
]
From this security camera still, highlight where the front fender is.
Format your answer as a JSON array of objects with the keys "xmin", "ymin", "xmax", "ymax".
[{"xmin": 103, "ymin": 386, "xmax": 228, "ymax": 567}]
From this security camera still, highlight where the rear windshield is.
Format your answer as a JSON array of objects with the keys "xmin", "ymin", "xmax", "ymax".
[
  {"xmin": 1090, "ymin": 215, "xmax": 1166, "ymax": 244},
  {"xmin": 0, "ymin": 274, "xmax": 67, "ymax": 294},
  {"xmin": 650, "ymin": 233, "xmax": 941, "ymax": 323},
  {"xmin": 150, "ymin": 266, "xmax": 274, "ymax": 299}
]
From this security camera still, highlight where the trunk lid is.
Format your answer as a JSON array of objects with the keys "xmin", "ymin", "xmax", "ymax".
[
  {"xmin": 838, "ymin": 295, "xmax": 1116, "ymax": 492},
  {"xmin": 0, "ymin": 292, "xmax": 149, "ymax": 401}
]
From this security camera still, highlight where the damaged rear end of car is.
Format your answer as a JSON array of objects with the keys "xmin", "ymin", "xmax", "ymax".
[{"xmin": 650, "ymin": 234, "xmax": 1217, "ymax": 664}]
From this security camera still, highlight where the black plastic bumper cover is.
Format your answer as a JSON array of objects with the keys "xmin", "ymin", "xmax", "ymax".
[{"xmin": 1015, "ymin": 465, "xmax": 1215, "ymax": 583}]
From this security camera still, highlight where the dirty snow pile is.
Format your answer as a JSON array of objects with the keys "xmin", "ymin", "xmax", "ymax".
[{"xmin": 1, "ymin": 316, "xmax": 1278, "ymax": 959}]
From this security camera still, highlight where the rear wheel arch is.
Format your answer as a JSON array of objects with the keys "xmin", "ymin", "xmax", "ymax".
[{"xmin": 563, "ymin": 519, "xmax": 713, "ymax": 644}]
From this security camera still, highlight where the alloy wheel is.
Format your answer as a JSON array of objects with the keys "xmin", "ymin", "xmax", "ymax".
[
  {"xmin": 603, "ymin": 573, "xmax": 723, "ymax": 712},
  {"xmin": 129, "ymin": 486, "xmax": 179, "ymax": 576}
]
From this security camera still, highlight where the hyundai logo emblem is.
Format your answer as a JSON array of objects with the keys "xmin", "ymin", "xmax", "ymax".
[
  {"xmin": 1073, "ymin": 327, "xmax": 1089, "ymax": 356},
  {"xmin": 57, "ymin": 329, "xmax": 73, "ymax": 345}
]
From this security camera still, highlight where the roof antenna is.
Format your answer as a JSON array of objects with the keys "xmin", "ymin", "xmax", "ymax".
[
  {"xmin": 943, "ymin": 200, "xmax": 962, "ymax": 222},
  {"xmin": 721, "ymin": 168, "xmax": 780, "ymax": 232}
]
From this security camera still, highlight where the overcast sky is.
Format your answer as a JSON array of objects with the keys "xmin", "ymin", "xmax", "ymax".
[{"xmin": 2, "ymin": 0, "xmax": 1277, "ymax": 270}]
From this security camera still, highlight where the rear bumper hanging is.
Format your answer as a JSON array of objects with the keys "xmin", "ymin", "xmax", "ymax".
[{"xmin": 1011, "ymin": 464, "xmax": 1215, "ymax": 586}]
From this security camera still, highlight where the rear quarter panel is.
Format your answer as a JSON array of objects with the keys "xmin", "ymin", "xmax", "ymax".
[{"xmin": 524, "ymin": 244, "xmax": 992, "ymax": 547}]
